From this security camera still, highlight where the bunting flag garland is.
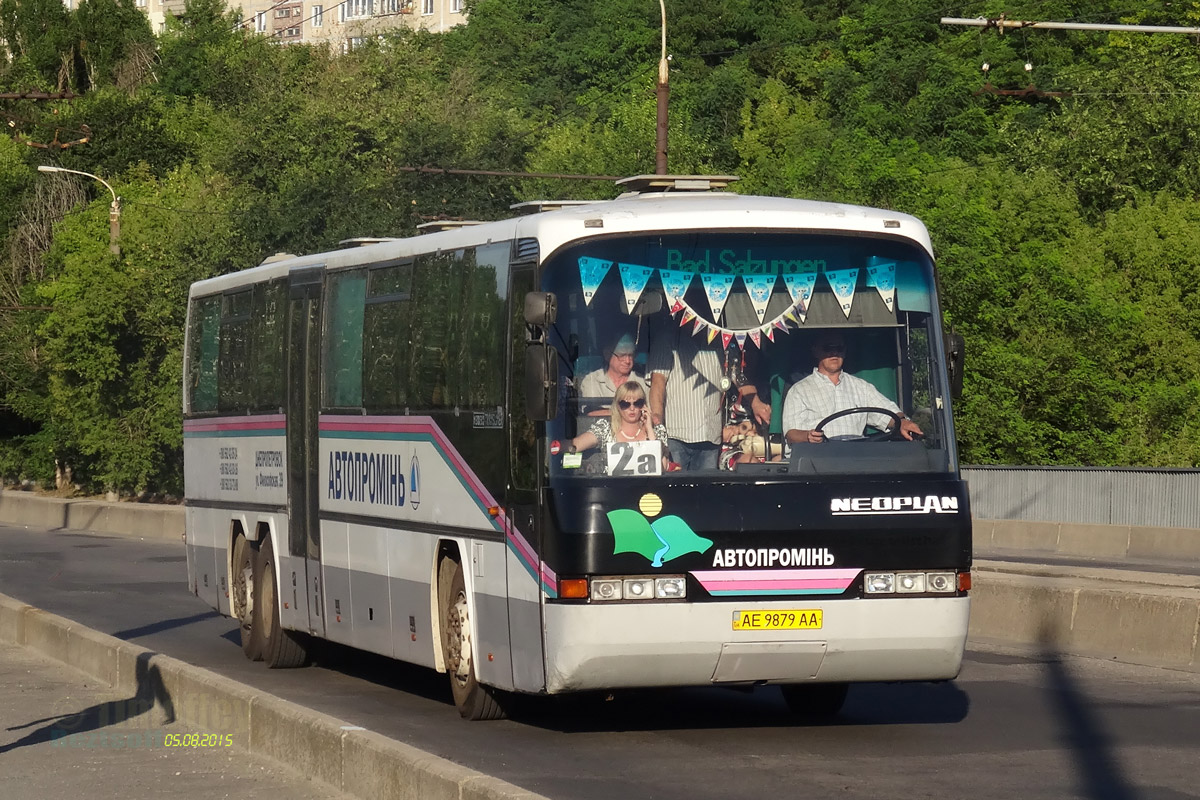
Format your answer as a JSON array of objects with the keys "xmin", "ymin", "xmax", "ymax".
[
  {"xmin": 659, "ymin": 268, "xmax": 695, "ymax": 305},
  {"xmin": 618, "ymin": 263, "xmax": 655, "ymax": 314},
  {"xmin": 782, "ymin": 269, "xmax": 818, "ymax": 313},
  {"xmin": 824, "ymin": 267, "xmax": 859, "ymax": 318},
  {"xmin": 577, "ymin": 257, "xmax": 888, "ymax": 350},
  {"xmin": 866, "ymin": 259, "xmax": 897, "ymax": 312},
  {"xmin": 700, "ymin": 273, "xmax": 736, "ymax": 321},
  {"xmin": 578, "ymin": 257, "xmax": 613, "ymax": 307},
  {"xmin": 742, "ymin": 274, "xmax": 777, "ymax": 324}
]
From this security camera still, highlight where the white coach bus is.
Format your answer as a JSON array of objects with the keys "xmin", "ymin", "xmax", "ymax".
[{"xmin": 183, "ymin": 175, "xmax": 971, "ymax": 719}]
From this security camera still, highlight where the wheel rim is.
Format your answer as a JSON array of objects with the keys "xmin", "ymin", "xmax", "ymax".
[
  {"xmin": 234, "ymin": 554, "xmax": 253, "ymax": 630},
  {"xmin": 447, "ymin": 590, "xmax": 472, "ymax": 685}
]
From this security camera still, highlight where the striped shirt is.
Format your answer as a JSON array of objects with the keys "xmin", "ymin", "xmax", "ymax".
[
  {"xmin": 782, "ymin": 369, "xmax": 900, "ymax": 439},
  {"xmin": 649, "ymin": 331, "xmax": 724, "ymax": 445}
]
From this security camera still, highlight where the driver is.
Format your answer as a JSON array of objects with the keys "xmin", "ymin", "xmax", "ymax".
[{"xmin": 783, "ymin": 331, "xmax": 923, "ymax": 444}]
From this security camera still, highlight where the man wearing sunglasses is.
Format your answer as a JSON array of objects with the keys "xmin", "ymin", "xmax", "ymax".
[{"xmin": 783, "ymin": 331, "xmax": 923, "ymax": 444}]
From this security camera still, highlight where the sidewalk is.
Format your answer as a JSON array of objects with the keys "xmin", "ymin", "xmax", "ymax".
[{"xmin": 0, "ymin": 641, "xmax": 348, "ymax": 800}]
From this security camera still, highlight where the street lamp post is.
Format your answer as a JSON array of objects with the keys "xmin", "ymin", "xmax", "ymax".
[
  {"xmin": 37, "ymin": 165, "xmax": 121, "ymax": 256},
  {"xmin": 655, "ymin": 0, "xmax": 669, "ymax": 175}
]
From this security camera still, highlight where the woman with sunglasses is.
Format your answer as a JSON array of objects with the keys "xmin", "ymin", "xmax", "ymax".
[{"xmin": 569, "ymin": 381, "xmax": 670, "ymax": 471}]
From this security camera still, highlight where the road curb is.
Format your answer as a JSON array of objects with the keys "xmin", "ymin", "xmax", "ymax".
[
  {"xmin": 0, "ymin": 592, "xmax": 550, "ymax": 800},
  {"xmin": 969, "ymin": 564, "xmax": 1200, "ymax": 671}
]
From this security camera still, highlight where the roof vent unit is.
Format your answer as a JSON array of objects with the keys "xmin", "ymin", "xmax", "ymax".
[
  {"xmin": 615, "ymin": 174, "xmax": 740, "ymax": 196},
  {"xmin": 415, "ymin": 220, "xmax": 484, "ymax": 233},
  {"xmin": 338, "ymin": 237, "xmax": 401, "ymax": 247},
  {"xmin": 258, "ymin": 252, "xmax": 297, "ymax": 265},
  {"xmin": 509, "ymin": 200, "xmax": 600, "ymax": 216}
]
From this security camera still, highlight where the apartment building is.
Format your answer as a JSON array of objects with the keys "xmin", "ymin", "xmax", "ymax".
[{"xmin": 134, "ymin": 0, "xmax": 465, "ymax": 45}]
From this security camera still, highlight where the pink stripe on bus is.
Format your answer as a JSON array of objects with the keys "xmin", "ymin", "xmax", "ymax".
[{"xmin": 698, "ymin": 579, "xmax": 853, "ymax": 593}]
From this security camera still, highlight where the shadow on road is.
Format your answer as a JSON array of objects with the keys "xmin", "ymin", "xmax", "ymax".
[
  {"xmin": 0, "ymin": 651, "xmax": 175, "ymax": 754},
  {"xmin": 111, "ymin": 610, "xmax": 219, "ymax": 641},
  {"xmin": 510, "ymin": 678, "xmax": 970, "ymax": 733},
  {"xmin": 1039, "ymin": 624, "xmax": 1136, "ymax": 800}
]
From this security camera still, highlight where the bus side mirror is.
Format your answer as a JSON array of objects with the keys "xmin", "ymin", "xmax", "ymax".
[
  {"xmin": 525, "ymin": 343, "xmax": 559, "ymax": 421},
  {"xmin": 945, "ymin": 331, "xmax": 964, "ymax": 400},
  {"xmin": 524, "ymin": 292, "xmax": 557, "ymax": 326},
  {"xmin": 631, "ymin": 290, "xmax": 662, "ymax": 316}
]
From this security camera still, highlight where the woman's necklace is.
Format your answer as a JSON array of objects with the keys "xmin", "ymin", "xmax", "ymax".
[{"xmin": 616, "ymin": 425, "xmax": 643, "ymax": 441}]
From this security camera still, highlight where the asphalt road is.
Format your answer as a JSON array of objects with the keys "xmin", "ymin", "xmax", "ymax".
[{"xmin": 2, "ymin": 523, "xmax": 1198, "ymax": 800}]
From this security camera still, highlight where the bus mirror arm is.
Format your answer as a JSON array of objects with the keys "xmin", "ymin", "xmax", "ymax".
[
  {"xmin": 524, "ymin": 343, "xmax": 559, "ymax": 421},
  {"xmin": 524, "ymin": 292, "xmax": 557, "ymax": 326},
  {"xmin": 944, "ymin": 330, "xmax": 965, "ymax": 400}
]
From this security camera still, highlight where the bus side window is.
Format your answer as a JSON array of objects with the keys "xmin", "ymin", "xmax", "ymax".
[
  {"xmin": 187, "ymin": 295, "xmax": 221, "ymax": 413},
  {"xmin": 363, "ymin": 261, "xmax": 412, "ymax": 411},
  {"xmin": 324, "ymin": 269, "xmax": 366, "ymax": 409},
  {"xmin": 218, "ymin": 290, "xmax": 252, "ymax": 413}
]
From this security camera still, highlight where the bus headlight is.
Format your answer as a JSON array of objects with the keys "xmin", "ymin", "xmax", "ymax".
[
  {"xmin": 655, "ymin": 577, "xmax": 686, "ymax": 599},
  {"xmin": 864, "ymin": 572, "xmax": 895, "ymax": 594},
  {"xmin": 591, "ymin": 579, "xmax": 623, "ymax": 601},
  {"xmin": 896, "ymin": 572, "xmax": 927, "ymax": 593},
  {"xmin": 926, "ymin": 572, "xmax": 956, "ymax": 593},
  {"xmin": 623, "ymin": 578, "xmax": 654, "ymax": 599}
]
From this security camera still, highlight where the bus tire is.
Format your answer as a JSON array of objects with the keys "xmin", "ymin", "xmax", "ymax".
[
  {"xmin": 781, "ymin": 683, "xmax": 849, "ymax": 717},
  {"xmin": 255, "ymin": 536, "xmax": 310, "ymax": 669},
  {"xmin": 439, "ymin": 558, "xmax": 507, "ymax": 720},
  {"xmin": 232, "ymin": 535, "xmax": 263, "ymax": 662}
]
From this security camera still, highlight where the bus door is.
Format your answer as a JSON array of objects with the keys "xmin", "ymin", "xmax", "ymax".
[
  {"xmin": 287, "ymin": 268, "xmax": 325, "ymax": 638},
  {"xmin": 506, "ymin": 265, "xmax": 547, "ymax": 692}
]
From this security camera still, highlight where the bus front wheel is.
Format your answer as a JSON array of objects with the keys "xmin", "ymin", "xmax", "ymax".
[
  {"xmin": 781, "ymin": 683, "xmax": 849, "ymax": 717},
  {"xmin": 254, "ymin": 536, "xmax": 310, "ymax": 669},
  {"xmin": 232, "ymin": 535, "xmax": 262, "ymax": 662},
  {"xmin": 438, "ymin": 558, "xmax": 507, "ymax": 720}
]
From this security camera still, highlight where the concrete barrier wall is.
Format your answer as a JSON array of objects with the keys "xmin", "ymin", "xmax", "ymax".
[
  {"xmin": 969, "ymin": 566, "xmax": 1200, "ymax": 671},
  {"xmin": 0, "ymin": 490, "xmax": 184, "ymax": 542},
  {"xmin": 0, "ymin": 593, "xmax": 549, "ymax": 800},
  {"xmin": 975, "ymin": 518, "xmax": 1200, "ymax": 562}
]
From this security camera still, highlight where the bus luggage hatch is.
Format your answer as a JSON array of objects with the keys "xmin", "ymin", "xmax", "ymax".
[{"xmin": 710, "ymin": 642, "xmax": 827, "ymax": 684}]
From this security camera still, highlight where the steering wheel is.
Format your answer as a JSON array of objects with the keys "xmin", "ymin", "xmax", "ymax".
[{"xmin": 814, "ymin": 406, "xmax": 903, "ymax": 442}]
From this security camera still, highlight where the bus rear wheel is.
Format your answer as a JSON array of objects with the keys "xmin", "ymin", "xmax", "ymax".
[
  {"xmin": 781, "ymin": 683, "xmax": 849, "ymax": 718},
  {"xmin": 232, "ymin": 535, "xmax": 262, "ymax": 662},
  {"xmin": 439, "ymin": 558, "xmax": 506, "ymax": 720},
  {"xmin": 254, "ymin": 536, "xmax": 310, "ymax": 669}
]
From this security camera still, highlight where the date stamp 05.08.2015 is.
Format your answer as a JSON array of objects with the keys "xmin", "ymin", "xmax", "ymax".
[{"xmin": 49, "ymin": 729, "xmax": 233, "ymax": 749}]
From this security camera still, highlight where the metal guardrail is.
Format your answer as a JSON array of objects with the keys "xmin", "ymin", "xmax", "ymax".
[{"xmin": 962, "ymin": 466, "xmax": 1200, "ymax": 528}]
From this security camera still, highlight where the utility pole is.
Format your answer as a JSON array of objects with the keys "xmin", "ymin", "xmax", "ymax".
[{"xmin": 655, "ymin": 0, "xmax": 669, "ymax": 175}]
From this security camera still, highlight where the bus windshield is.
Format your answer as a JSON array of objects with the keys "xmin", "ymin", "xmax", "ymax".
[{"xmin": 543, "ymin": 231, "xmax": 955, "ymax": 480}]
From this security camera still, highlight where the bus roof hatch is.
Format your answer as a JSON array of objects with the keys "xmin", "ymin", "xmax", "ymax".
[{"xmin": 615, "ymin": 174, "xmax": 740, "ymax": 195}]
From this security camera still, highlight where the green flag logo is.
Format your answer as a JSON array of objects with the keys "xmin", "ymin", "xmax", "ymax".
[{"xmin": 606, "ymin": 503, "xmax": 713, "ymax": 568}]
